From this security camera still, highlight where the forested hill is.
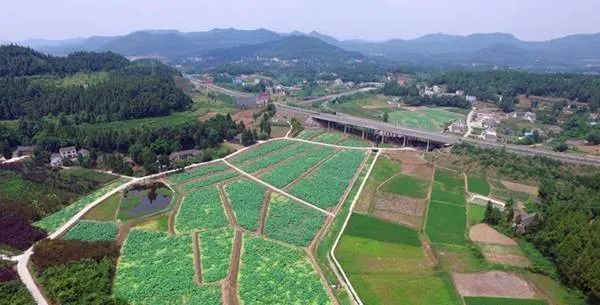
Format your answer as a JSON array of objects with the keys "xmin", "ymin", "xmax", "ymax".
[
  {"xmin": 0, "ymin": 45, "xmax": 130, "ymax": 77},
  {"xmin": 431, "ymin": 70, "xmax": 600, "ymax": 110},
  {"xmin": 0, "ymin": 45, "xmax": 192, "ymax": 121}
]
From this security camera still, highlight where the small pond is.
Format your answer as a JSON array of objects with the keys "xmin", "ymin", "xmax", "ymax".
[{"xmin": 119, "ymin": 182, "xmax": 173, "ymax": 219}]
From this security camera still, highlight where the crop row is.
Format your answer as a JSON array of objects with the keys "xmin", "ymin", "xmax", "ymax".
[
  {"xmin": 62, "ymin": 220, "xmax": 118, "ymax": 242},
  {"xmin": 312, "ymin": 132, "xmax": 344, "ymax": 144},
  {"xmin": 295, "ymin": 129, "xmax": 322, "ymax": 140},
  {"xmin": 230, "ymin": 140, "xmax": 294, "ymax": 164},
  {"xmin": 264, "ymin": 194, "xmax": 326, "ymax": 247},
  {"xmin": 114, "ymin": 229, "xmax": 221, "ymax": 305},
  {"xmin": 169, "ymin": 162, "xmax": 229, "ymax": 183},
  {"xmin": 34, "ymin": 179, "xmax": 127, "ymax": 232},
  {"xmin": 199, "ymin": 228, "xmax": 234, "ymax": 283},
  {"xmin": 239, "ymin": 235, "xmax": 332, "ymax": 305},
  {"xmin": 176, "ymin": 186, "xmax": 229, "ymax": 234},
  {"xmin": 290, "ymin": 150, "xmax": 365, "ymax": 208},
  {"xmin": 425, "ymin": 168, "xmax": 467, "ymax": 245},
  {"xmin": 225, "ymin": 179, "xmax": 267, "ymax": 231},
  {"xmin": 259, "ymin": 146, "xmax": 336, "ymax": 188},
  {"xmin": 182, "ymin": 171, "xmax": 238, "ymax": 193},
  {"xmin": 240, "ymin": 143, "xmax": 313, "ymax": 173}
]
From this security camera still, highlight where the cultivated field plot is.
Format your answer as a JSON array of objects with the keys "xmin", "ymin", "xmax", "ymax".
[
  {"xmin": 62, "ymin": 220, "xmax": 118, "ymax": 241},
  {"xmin": 388, "ymin": 107, "xmax": 465, "ymax": 132},
  {"xmin": 264, "ymin": 193, "xmax": 327, "ymax": 247},
  {"xmin": 467, "ymin": 176, "xmax": 490, "ymax": 196},
  {"xmin": 336, "ymin": 214, "xmax": 462, "ymax": 305},
  {"xmin": 34, "ymin": 179, "xmax": 128, "ymax": 232},
  {"xmin": 115, "ymin": 229, "xmax": 221, "ymax": 305},
  {"xmin": 469, "ymin": 203, "xmax": 486, "ymax": 225},
  {"xmin": 224, "ymin": 179, "xmax": 267, "ymax": 232},
  {"xmin": 296, "ymin": 129, "xmax": 323, "ymax": 140},
  {"xmin": 239, "ymin": 235, "xmax": 332, "ymax": 305},
  {"xmin": 260, "ymin": 145, "xmax": 336, "ymax": 188},
  {"xmin": 229, "ymin": 139, "xmax": 295, "ymax": 164},
  {"xmin": 169, "ymin": 162, "xmax": 230, "ymax": 183},
  {"xmin": 452, "ymin": 271, "xmax": 541, "ymax": 299},
  {"xmin": 176, "ymin": 186, "xmax": 229, "ymax": 233},
  {"xmin": 199, "ymin": 228, "xmax": 234, "ymax": 283},
  {"xmin": 425, "ymin": 168, "xmax": 467, "ymax": 245},
  {"xmin": 380, "ymin": 174, "xmax": 429, "ymax": 198},
  {"xmin": 290, "ymin": 149, "xmax": 366, "ymax": 208},
  {"xmin": 239, "ymin": 142, "xmax": 313, "ymax": 173},
  {"xmin": 312, "ymin": 132, "xmax": 344, "ymax": 144},
  {"xmin": 182, "ymin": 171, "xmax": 238, "ymax": 193}
]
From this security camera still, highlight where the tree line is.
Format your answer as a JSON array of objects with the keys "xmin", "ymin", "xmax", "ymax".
[
  {"xmin": 431, "ymin": 70, "xmax": 600, "ymax": 111},
  {"xmin": 0, "ymin": 45, "xmax": 192, "ymax": 121},
  {"xmin": 452, "ymin": 143, "xmax": 599, "ymax": 303}
]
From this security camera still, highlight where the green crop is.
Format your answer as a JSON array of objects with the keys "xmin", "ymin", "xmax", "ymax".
[
  {"xmin": 176, "ymin": 186, "xmax": 228, "ymax": 233},
  {"xmin": 239, "ymin": 235, "xmax": 332, "ymax": 305},
  {"xmin": 225, "ymin": 179, "xmax": 267, "ymax": 231},
  {"xmin": 62, "ymin": 221, "xmax": 118, "ymax": 241},
  {"xmin": 264, "ymin": 193, "xmax": 326, "ymax": 247},
  {"xmin": 290, "ymin": 150, "xmax": 365, "ymax": 208},
  {"xmin": 199, "ymin": 228, "xmax": 233, "ymax": 283}
]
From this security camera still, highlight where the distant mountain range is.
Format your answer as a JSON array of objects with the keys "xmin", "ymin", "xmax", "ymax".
[{"xmin": 11, "ymin": 28, "xmax": 600, "ymax": 72}]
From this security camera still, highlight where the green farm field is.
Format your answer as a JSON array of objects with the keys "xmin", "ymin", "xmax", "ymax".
[
  {"xmin": 467, "ymin": 176, "xmax": 491, "ymax": 196},
  {"xmin": 469, "ymin": 203, "xmax": 486, "ymax": 225},
  {"xmin": 425, "ymin": 168, "xmax": 467, "ymax": 245},
  {"xmin": 387, "ymin": 108, "xmax": 464, "ymax": 132},
  {"xmin": 381, "ymin": 174, "xmax": 429, "ymax": 198},
  {"xmin": 336, "ymin": 214, "xmax": 461, "ymax": 305}
]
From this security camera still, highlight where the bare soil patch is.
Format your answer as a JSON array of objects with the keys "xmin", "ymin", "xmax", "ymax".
[
  {"xmin": 576, "ymin": 144, "xmax": 600, "ymax": 156},
  {"xmin": 385, "ymin": 151, "xmax": 433, "ymax": 179},
  {"xmin": 500, "ymin": 181, "xmax": 539, "ymax": 196},
  {"xmin": 453, "ymin": 271, "xmax": 540, "ymax": 298},
  {"xmin": 480, "ymin": 244, "xmax": 530, "ymax": 268},
  {"xmin": 372, "ymin": 193, "xmax": 426, "ymax": 229},
  {"xmin": 231, "ymin": 109, "xmax": 256, "ymax": 126},
  {"xmin": 469, "ymin": 224, "xmax": 516, "ymax": 246},
  {"xmin": 192, "ymin": 231, "xmax": 203, "ymax": 285},
  {"xmin": 198, "ymin": 111, "xmax": 219, "ymax": 121}
]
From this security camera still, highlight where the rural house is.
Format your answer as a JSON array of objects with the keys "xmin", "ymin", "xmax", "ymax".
[
  {"xmin": 59, "ymin": 146, "xmax": 78, "ymax": 159},
  {"xmin": 12, "ymin": 146, "xmax": 34, "ymax": 158}
]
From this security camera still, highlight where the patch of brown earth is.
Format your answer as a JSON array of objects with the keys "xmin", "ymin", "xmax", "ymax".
[
  {"xmin": 372, "ymin": 193, "xmax": 426, "ymax": 229},
  {"xmin": 576, "ymin": 144, "xmax": 600, "ymax": 156},
  {"xmin": 384, "ymin": 151, "xmax": 434, "ymax": 179},
  {"xmin": 501, "ymin": 181, "xmax": 538, "ymax": 196},
  {"xmin": 231, "ymin": 109, "xmax": 256, "ymax": 126},
  {"xmin": 452, "ymin": 271, "xmax": 540, "ymax": 298},
  {"xmin": 480, "ymin": 244, "xmax": 530, "ymax": 268},
  {"xmin": 192, "ymin": 231, "xmax": 203, "ymax": 285},
  {"xmin": 469, "ymin": 223, "xmax": 516, "ymax": 246},
  {"xmin": 198, "ymin": 111, "xmax": 219, "ymax": 121}
]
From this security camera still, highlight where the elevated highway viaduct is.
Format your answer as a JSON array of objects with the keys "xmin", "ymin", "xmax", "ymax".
[{"xmin": 276, "ymin": 103, "xmax": 600, "ymax": 166}]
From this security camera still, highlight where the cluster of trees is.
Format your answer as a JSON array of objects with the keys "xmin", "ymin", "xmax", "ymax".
[
  {"xmin": 31, "ymin": 239, "xmax": 126, "ymax": 305},
  {"xmin": 380, "ymin": 82, "xmax": 471, "ymax": 108},
  {"xmin": 0, "ymin": 66, "xmax": 192, "ymax": 121},
  {"xmin": 453, "ymin": 143, "xmax": 599, "ymax": 302},
  {"xmin": 1, "ymin": 112, "xmax": 242, "ymax": 174},
  {"xmin": 404, "ymin": 95, "xmax": 471, "ymax": 109},
  {"xmin": 0, "ymin": 45, "xmax": 130, "ymax": 77},
  {"xmin": 431, "ymin": 70, "xmax": 600, "ymax": 110},
  {"xmin": 381, "ymin": 81, "xmax": 419, "ymax": 97}
]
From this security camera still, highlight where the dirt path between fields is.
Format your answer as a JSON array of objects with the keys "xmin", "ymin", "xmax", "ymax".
[
  {"xmin": 305, "ymin": 248, "xmax": 340, "ymax": 305},
  {"xmin": 257, "ymin": 191, "xmax": 272, "ymax": 235},
  {"xmin": 222, "ymin": 230, "xmax": 242, "ymax": 305},
  {"xmin": 192, "ymin": 231, "xmax": 203, "ymax": 285},
  {"xmin": 219, "ymin": 184, "xmax": 238, "ymax": 227},
  {"xmin": 168, "ymin": 185, "xmax": 185, "ymax": 235},
  {"xmin": 116, "ymin": 223, "xmax": 132, "ymax": 247}
]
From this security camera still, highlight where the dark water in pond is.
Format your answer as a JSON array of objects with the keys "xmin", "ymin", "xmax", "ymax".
[{"xmin": 123, "ymin": 184, "xmax": 172, "ymax": 218}]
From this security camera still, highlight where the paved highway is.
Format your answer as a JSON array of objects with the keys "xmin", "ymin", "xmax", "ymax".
[
  {"xmin": 277, "ymin": 103, "xmax": 600, "ymax": 166},
  {"xmin": 295, "ymin": 87, "xmax": 378, "ymax": 105}
]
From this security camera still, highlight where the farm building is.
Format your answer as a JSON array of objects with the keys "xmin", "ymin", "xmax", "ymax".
[
  {"xmin": 59, "ymin": 146, "xmax": 78, "ymax": 159},
  {"xmin": 169, "ymin": 149, "xmax": 201, "ymax": 161}
]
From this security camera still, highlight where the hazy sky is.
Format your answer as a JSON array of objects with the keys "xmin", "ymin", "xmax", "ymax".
[{"xmin": 2, "ymin": 0, "xmax": 599, "ymax": 42}]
